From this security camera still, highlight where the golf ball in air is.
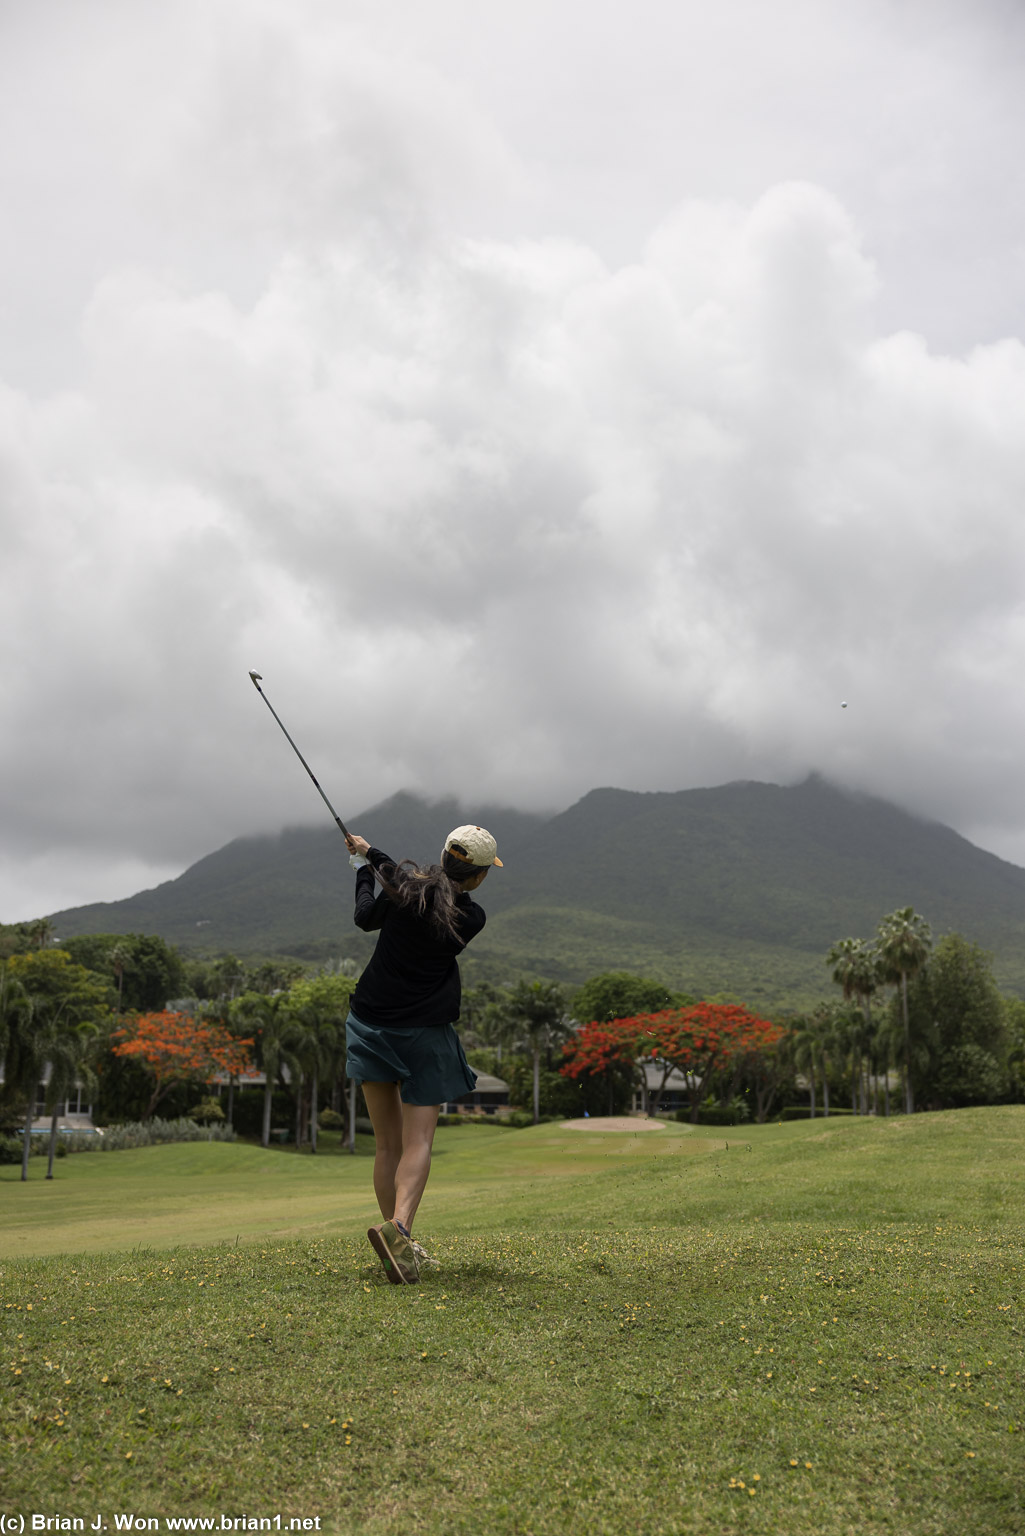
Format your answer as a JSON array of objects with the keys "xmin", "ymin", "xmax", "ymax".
[{"xmin": 841, "ymin": 701, "xmax": 847, "ymax": 708}]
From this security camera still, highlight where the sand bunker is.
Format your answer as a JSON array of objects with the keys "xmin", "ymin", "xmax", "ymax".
[{"xmin": 559, "ymin": 1115, "xmax": 667, "ymax": 1133}]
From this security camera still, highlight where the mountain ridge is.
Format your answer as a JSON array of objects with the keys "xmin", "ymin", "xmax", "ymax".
[{"xmin": 46, "ymin": 776, "xmax": 1025, "ymax": 1005}]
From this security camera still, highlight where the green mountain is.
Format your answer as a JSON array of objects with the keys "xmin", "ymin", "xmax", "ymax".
[
  {"xmin": 48, "ymin": 777, "xmax": 1025, "ymax": 1007},
  {"xmin": 47, "ymin": 794, "xmax": 549, "ymax": 966}
]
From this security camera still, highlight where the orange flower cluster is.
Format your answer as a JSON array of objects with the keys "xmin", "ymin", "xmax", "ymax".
[
  {"xmin": 560, "ymin": 1001, "xmax": 782, "ymax": 1118},
  {"xmin": 111, "ymin": 1010, "xmax": 255, "ymax": 1115}
]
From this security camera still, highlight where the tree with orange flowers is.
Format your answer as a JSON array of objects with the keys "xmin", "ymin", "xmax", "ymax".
[
  {"xmin": 560, "ymin": 1010, "xmax": 690, "ymax": 1115},
  {"xmin": 560, "ymin": 1018, "xmax": 646, "ymax": 1115},
  {"xmin": 111, "ymin": 1010, "xmax": 255, "ymax": 1117},
  {"xmin": 647, "ymin": 1002, "xmax": 784, "ymax": 1122},
  {"xmin": 560, "ymin": 1001, "xmax": 783, "ymax": 1121}
]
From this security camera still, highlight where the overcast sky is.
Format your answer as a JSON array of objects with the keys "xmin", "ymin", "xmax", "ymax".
[{"xmin": 3, "ymin": 0, "xmax": 1025, "ymax": 920}]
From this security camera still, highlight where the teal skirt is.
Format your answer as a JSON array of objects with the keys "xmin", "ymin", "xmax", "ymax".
[{"xmin": 345, "ymin": 1010, "xmax": 478, "ymax": 1107}]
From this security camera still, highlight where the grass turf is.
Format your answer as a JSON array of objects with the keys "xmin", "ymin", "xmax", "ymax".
[{"xmin": 1, "ymin": 1108, "xmax": 1023, "ymax": 1535}]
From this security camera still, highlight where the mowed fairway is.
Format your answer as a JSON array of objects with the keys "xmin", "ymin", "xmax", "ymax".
[
  {"xmin": 2, "ymin": 1110, "xmax": 1024, "ymax": 1536},
  {"xmin": 0, "ymin": 1120, "xmax": 718, "ymax": 1257}
]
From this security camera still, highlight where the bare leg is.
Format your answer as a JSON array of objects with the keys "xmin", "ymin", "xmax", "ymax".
[
  {"xmin": 361, "ymin": 1081, "xmax": 403, "ymax": 1220},
  {"xmin": 394, "ymin": 1103, "xmax": 441, "ymax": 1232},
  {"xmin": 361, "ymin": 1083, "xmax": 440, "ymax": 1232}
]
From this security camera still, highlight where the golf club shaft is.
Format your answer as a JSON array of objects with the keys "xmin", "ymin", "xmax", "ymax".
[{"xmin": 249, "ymin": 672, "xmax": 350, "ymax": 838}]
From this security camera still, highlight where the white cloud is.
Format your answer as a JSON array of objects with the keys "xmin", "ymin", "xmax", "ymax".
[{"xmin": 2, "ymin": 0, "xmax": 1025, "ymax": 918}]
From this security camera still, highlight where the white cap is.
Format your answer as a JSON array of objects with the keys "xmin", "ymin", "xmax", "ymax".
[{"xmin": 443, "ymin": 824, "xmax": 503, "ymax": 868}]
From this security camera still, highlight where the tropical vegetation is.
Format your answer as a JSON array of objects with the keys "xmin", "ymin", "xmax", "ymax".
[
  {"xmin": 0, "ymin": 949, "xmax": 109, "ymax": 1179},
  {"xmin": 2, "ymin": 888, "xmax": 1022, "ymax": 1183}
]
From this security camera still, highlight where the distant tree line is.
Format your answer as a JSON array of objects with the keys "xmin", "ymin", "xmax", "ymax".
[
  {"xmin": 0, "ymin": 947, "xmax": 109, "ymax": 1179},
  {"xmin": 803, "ymin": 906, "xmax": 1024, "ymax": 1116},
  {"xmin": 3, "ymin": 905, "xmax": 1022, "ymax": 1180}
]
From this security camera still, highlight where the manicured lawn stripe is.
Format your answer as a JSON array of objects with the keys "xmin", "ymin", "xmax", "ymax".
[{"xmin": 0, "ymin": 1124, "xmax": 721, "ymax": 1257}]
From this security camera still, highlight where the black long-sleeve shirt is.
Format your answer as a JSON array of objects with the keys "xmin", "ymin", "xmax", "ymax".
[{"xmin": 348, "ymin": 848, "xmax": 486, "ymax": 1028}]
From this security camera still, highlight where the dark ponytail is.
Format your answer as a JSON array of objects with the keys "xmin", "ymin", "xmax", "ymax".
[{"xmin": 375, "ymin": 857, "xmax": 477, "ymax": 943}]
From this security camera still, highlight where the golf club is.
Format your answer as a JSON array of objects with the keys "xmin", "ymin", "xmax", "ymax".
[{"xmin": 248, "ymin": 671, "xmax": 351, "ymax": 839}]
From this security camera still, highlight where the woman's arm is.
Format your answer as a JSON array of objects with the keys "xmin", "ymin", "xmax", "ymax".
[
  {"xmin": 346, "ymin": 833, "xmax": 394, "ymax": 931},
  {"xmin": 353, "ymin": 867, "xmax": 390, "ymax": 931}
]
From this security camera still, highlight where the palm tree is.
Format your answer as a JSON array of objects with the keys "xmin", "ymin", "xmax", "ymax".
[
  {"xmin": 460, "ymin": 982, "xmax": 516, "ymax": 1067},
  {"xmin": 307, "ymin": 1005, "xmax": 344, "ymax": 1153},
  {"xmin": 873, "ymin": 1000, "xmax": 904, "ymax": 1117},
  {"xmin": 110, "ymin": 942, "xmax": 132, "ymax": 1020},
  {"xmin": 0, "ymin": 965, "xmax": 35, "ymax": 1175},
  {"xmin": 278, "ymin": 1015, "xmax": 307, "ymax": 1149},
  {"xmin": 232, "ymin": 992, "xmax": 288, "ymax": 1148},
  {"xmin": 0, "ymin": 961, "xmax": 20, "ymax": 1064},
  {"xmin": 506, "ymin": 980, "xmax": 571, "ymax": 1124},
  {"xmin": 2, "ymin": 979, "xmax": 49, "ymax": 1180},
  {"xmin": 826, "ymin": 938, "xmax": 882, "ymax": 1113},
  {"xmin": 43, "ymin": 1017, "xmax": 99, "ymax": 1179},
  {"xmin": 281, "ymin": 1002, "xmax": 344, "ymax": 1152},
  {"xmin": 827, "ymin": 1002, "xmax": 865, "ymax": 1114},
  {"xmin": 285, "ymin": 977, "xmax": 352, "ymax": 1150},
  {"xmin": 876, "ymin": 908, "xmax": 932, "ymax": 1114},
  {"xmin": 790, "ymin": 1015, "xmax": 823, "ymax": 1117},
  {"xmin": 808, "ymin": 1004, "xmax": 840, "ymax": 1116},
  {"xmin": 214, "ymin": 954, "xmax": 247, "ymax": 1003},
  {"xmin": 1, "ymin": 952, "xmax": 107, "ymax": 1180}
]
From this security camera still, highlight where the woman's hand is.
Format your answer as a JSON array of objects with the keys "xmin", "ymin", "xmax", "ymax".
[{"xmin": 345, "ymin": 833, "xmax": 371, "ymax": 857}]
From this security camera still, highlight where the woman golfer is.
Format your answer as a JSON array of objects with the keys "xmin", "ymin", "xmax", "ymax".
[{"xmin": 343, "ymin": 823, "xmax": 502, "ymax": 1284}]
